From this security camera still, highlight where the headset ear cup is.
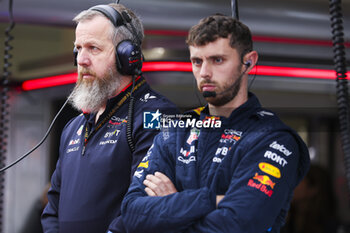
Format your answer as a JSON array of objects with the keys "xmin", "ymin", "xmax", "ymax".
[
  {"xmin": 115, "ymin": 47, "xmax": 123, "ymax": 73},
  {"xmin": 116, "ymin": 40, "xmax": 142, "ymax": 75},
  {"xmin": 73, "ymin": 47, "xmax": 78, "ymax": 66}
]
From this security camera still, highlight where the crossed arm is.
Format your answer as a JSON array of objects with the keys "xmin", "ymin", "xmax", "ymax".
[
  {"xmin": 143, "ymin": 172, "xmax": 177, "ymax": 197},
  {"xmin": 122, "ymin": 131, "xmax": 302, "ymax": 233},
  {"xmin": 144, "ymin": 172, "xmax": 224, "ymax": 207}
]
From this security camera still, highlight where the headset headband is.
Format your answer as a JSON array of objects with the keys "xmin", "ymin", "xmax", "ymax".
[
  {"xmin": 89, "ymin": 5, "xmax": 125, "ymax": 27},
  {"xmin": 89, "ymin": 4, "xmax": 141, "ymax": 45}
]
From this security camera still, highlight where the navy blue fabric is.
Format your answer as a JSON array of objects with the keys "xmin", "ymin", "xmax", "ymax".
[
  {"xmin": 41, "ymin": 77, "xmax": 178, "ymax": 233},
  {"xmin": 122, "ymin": 93, "xmax": 310, "ymax": 233}
]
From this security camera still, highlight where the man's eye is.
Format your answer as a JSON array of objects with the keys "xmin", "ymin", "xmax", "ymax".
[
  {"xmin": 192, "ymin": 59, "xmax": 202, "ymax": 65},
  {"xmin": 214, "ymin": 57, "xmax": 223, "ymax": 63},
  {"xmin": 90, "ymin": 46, "xmax": 100, "ymax": 52}
]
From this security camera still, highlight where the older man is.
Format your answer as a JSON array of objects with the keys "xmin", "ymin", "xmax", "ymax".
[{"xmin": 41, "ymin": 3, "xmax": 177, "ymax": 233}]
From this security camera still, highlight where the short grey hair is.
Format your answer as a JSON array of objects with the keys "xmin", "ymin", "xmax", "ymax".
[{"xmin": 73, "ymin": 3, "xmax": 144, "ymax": 46}]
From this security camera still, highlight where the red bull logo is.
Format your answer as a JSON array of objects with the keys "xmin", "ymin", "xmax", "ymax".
[
  {"xmin": 253, "ymin": 173, "xmax": 275, "ymax": 189},
  {"xmin": 221, "ymin": 134, "xmax": 241, "ymax": 141},
  {"xmin": 203, "ymin": 116, "xmax": 220, "ymax": 125},
  {"xmin": 247, "ymin": 173, "xmax": 275, "ymax": 197},
  {"xmin": 193, "ymin": 107, "xmax": 205, "ymax": 116},
  {"xmin": 220, "ymin": 129, "xmax": 242, "ymax": 143}
]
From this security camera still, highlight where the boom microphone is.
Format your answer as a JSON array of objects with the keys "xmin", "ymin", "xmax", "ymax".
[{"xmin": 203, "ymin": 91, "xmax": 217, "ymax": 98}]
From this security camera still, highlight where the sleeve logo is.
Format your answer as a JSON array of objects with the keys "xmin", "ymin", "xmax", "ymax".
[
  {"xmin": 247, "ymin": 173, "xmax": 275, "ymax": 197},
  {"xmin": 259, "ymin": 162, "xmax": 281, "ymax": 178}
]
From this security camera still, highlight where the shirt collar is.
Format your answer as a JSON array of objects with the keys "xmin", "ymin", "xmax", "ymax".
[{"xmin": 199, "ymin": 92, "xmax": 262, "ymax": 122}]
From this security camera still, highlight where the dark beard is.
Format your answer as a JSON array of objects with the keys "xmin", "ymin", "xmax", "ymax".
[
  {"xmin": 203, "ymin": 68, "xmax": 243, "ymax": 107},
  {"xmin": 207, "ymin": 78, "xmax": 241, "ymax": 106}
]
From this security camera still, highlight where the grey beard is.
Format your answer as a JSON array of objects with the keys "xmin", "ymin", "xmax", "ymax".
[{"xmin": 68, "ymin": 69, "xmax": 120, "ymax": 113}]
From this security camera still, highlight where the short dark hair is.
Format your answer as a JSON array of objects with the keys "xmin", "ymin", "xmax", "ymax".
[{"xmin": 186, "ymin": 14, "xmax": 253, "ymax": 60}]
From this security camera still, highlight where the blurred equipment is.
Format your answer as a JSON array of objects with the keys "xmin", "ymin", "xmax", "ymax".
[
  {"xmin": 231, "ymin": 0, "xmax": 239, "ymax": 20},
  {"xmin": 329, "ymin": 0, "xmax": 350, "ymax": 198},
  {"xmin": 0, "ymin": 0, "xmax": 15, "ymax": 231}
]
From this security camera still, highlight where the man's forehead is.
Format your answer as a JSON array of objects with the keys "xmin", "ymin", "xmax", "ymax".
[
  {"xmin": 75, "ymin": 16, "xmax": 113, "ymax": 43},
  {"xmin": 76, "ymin": 15, "xmax": 112, "ymax": 35},
  {"xmin": 189, "ymin": 39, "xmax": 237, "ymax": 57}
]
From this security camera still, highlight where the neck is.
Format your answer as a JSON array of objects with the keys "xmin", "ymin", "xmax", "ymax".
[
  {"xmin": 95, "ymin": 104, "xmax": 106, "ymax": 123},
  {"xmin": 208, "ymin": 90, "xmax": 248, "ymax": 118},
  {"xmin": 115, "ymin": 75, "xmax": 133, "ymax": 96}
]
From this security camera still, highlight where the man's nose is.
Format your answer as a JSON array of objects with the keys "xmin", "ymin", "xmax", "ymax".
[
  {"xmin": 199, "ymin": 61, "xmax": 212, "ymax": 79},
  {"xmin": 77, "ymin": 49, "xmax": 91, "ymax": 67}
]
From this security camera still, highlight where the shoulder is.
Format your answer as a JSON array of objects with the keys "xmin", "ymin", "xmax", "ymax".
[
  {"xmin": 239, "ymin": 107, "xmax": 308, "ymax": 161},
  {"xmin": 136, "ymin": 86, "xmax": 178, "ymax": 111},
  {"xmin": 240, "ymin": 108, "xmax": 310, "ymax": 184},
  {"xmin": 246, "ymin": 108, "xmax": 292, "ymax": 133},
  {"xmin": 62, "ymin": 113, "xmax": 84, "ymax": 132}
]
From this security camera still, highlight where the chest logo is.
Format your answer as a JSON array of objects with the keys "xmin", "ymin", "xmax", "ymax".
[
  {"xmin": 77, "ymin": 125, "xmax": 83, "ymax": 136},
  {"xmin": 220, "ymin": 129, "xmax": 242, "ymax": 143},
  {"xmin": 108, "ymin": 116, "xmax": 127, "ymax": 127},
  {"xmin": 178, "ymin": 146, "xmax": 196, "ymax": 164},
  {"xmin": 140, "ymin": 93, "xmax": 157, "ymax": 102},
  {"xmin": 186, "ymin": 128, "xmax": 200, "ymax": 145}
]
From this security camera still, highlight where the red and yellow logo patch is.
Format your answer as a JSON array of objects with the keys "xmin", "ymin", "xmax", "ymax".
[
  {"xmin": 259, "ymin": 162, "xmax": 281, "ymax": 178},
  {"xmin": 247, "ymin": 173, "xmax": 275, "ymax": 197}
]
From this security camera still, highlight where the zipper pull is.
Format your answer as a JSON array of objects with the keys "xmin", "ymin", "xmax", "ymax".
[{"xmin": 82, "ymin": 144, "xmax": 86, "ymax": 156}]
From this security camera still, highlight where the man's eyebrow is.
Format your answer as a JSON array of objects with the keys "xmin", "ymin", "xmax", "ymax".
[
  {"xmin": 190, "ymin": 54, "xmax": 226, "ymax": 60},
  {"xmin": 190, "ymin": 56, "xmax": 201, "ymax": 60},
  {"xmin": 208, "ymin": 54, "xmax": 226, "ymax": 58},
  {"xmin": 73, "ymin": 39, "xmax": 103, "ymax": 46}
]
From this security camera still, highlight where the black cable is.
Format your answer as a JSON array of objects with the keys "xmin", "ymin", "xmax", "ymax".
[
  {"xmin": 0, "ymin": 98, "xmax": 70, "ymax": 173},
  {"xmin": 329, "ymin": 0, "xmax": 350, "ymax": 197},
  {"xmin": 126, "ymin": 76, "xmax": 136, "ymax": 152},
  {"xmin": 231, "ymin": 0, "xmax": 239, "ymax": 20},
  {"xmin": 248, "ymin": 61, "xmax": 258, "ymax": 91},
  {"xmin": 0, "ymin": 0, "xmax": 15, "ymax": 231}
]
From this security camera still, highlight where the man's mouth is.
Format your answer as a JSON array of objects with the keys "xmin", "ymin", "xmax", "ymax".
[
  {"xmin": 81, "ymin": 73, "xmax": 94, "ymax": 79},
  {"xmin": 201, "ymin": 83, "xmax": 216, "ymax": 92}
]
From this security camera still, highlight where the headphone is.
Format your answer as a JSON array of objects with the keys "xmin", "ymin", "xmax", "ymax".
[
  {"xmin": 244, "ymin": 60, "xmax": 252, "ymax": 67},
  {"xmin": 74, "ymin": 4, "xmax": 143, "ymax": 76}
]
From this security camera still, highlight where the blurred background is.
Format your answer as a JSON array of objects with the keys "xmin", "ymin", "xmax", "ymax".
[{"xmin": 0, "ymin": 0, "xmax": 349, "ymax": 232}]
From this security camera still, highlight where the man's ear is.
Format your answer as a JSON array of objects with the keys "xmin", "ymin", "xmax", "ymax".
[{"xmin": 243, "ymin": 50, "xmax": 258, "ymax": 72}]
